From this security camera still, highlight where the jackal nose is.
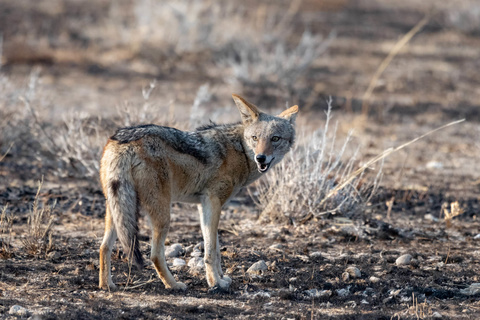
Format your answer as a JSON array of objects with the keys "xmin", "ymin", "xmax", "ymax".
[{"xmin": 256, "ymin": 154, "xmax": 267, "ymax": 163}]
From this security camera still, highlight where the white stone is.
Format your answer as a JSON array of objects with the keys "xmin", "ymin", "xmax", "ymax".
[
  {"xmin": 345, "ymin": 266, "xmax": 361, "ymax": 278},
  {"xmin": 369, "ymin": 276, "xmax": 380, "ymax": 283},
  {"xmin": 188, "ymin": 257, "xmax": 205, "ymax": 269},
  {"xmin": 396, "ymin": 254, "xmax": 412, "ymax": 266},
  {"xmin": 172, "ymin": 258, "xmax": 186, "ymax": 267},
  {"xmin": 165, "ymin": 243, "xmax": 183, "ymax": 258},
  {"xmin": 268, "ymin": 244, "xmax": 283, "ymax": 251},
  {"xmin": 309, "ymin": 251, "xmax": 323, "ymax": 259},
  {"xmin": 426, "ymin": 161, "xmax": 443, "ymax": 169},
  {"xmin": 190, "ymin": 250, "xmax": 203, "ymax": 257},
  {"xmin": 460, "ymin": 283, "xmax": 480, "ymax": 296},
  {"xmin": 247, "ymin": 260, "xmax": 268, "ymax": 275},
  {"xmin": 336, "ymin": 288, "xmax": 350, "ymax": 297},
  {"xmin": 9, "ymin": 305, "xmax": 29, "ymax": 316},
  {"xmin": 304, "ymin": 289, "xmax": 332, "ymax": 298}
]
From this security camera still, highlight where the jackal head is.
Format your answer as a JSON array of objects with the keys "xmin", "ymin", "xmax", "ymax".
[{"xmin": 233, "ymin": 94, "xmax": 298, "ymax": 173}]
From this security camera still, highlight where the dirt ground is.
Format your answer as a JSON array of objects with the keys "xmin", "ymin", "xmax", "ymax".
[{"xmin": 1, "ymin": 0, "xmax": 480, "ymax": 319}]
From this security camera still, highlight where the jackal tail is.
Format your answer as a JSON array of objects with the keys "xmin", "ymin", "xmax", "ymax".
[{"xmin": 103, "ymin": 147, "xmax": 144, "ymax": 268}]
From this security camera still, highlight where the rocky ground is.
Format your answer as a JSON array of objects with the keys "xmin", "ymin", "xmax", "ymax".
[{"xmin": 1, "ymin": 0, "xmax": 480, "ymax": 319}]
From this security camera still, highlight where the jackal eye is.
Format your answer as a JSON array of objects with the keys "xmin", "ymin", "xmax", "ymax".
[
  {"xmin": 271, "ymin": 136, "xmax": 280, "ymax": 142},
  {"xmin": 252, "ymin": 136, "xmax": 258, "ymax": 141}
]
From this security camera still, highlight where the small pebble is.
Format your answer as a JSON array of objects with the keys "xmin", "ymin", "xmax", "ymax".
[
  {"xmin": 432, "ymin": 311, "xmax": 442, "ymax": 318},
  {"xmin": 309, "ymin": 251, "xmax": 323, "ymax": 259},
  {"xmin": 336, "ymin": 288, "xmax": 350, "ymax": 297},
  {"xmin": 304, "ymin": 289, "xmax": 332, "ymax": 298},
  {"xmin": 345, "ymin": 266, "xmax": 361, "ymax": 278},
  {"xmin": 190, "ymin": 250, "xmax": 202, "ymax": 257},
  {"xmin": 460, "ymin": 283, "xmax": 480, "ymax": 296},
  {"xmin": 268, "ymin": 243, "xmax": 283, "ymax": 251},
  {"xmin": 188, "ymin": 257, "xmax": 205, "ymax": 269},
  {"xmin": 369, "ymin": 276, "xmax": 380, "ymax": 283},
  {"xmin": 473, "ymin": 234, "xmax": 480, "ymax": 240},
  {"xmin": 247, "ymin": 260, "xmax": 268, "ymax": 275},
  {"xmin": 9, "ymin": 305, "xmax": 29, "ymax": 317},
  {"xmin": 396, "ymin": 254, "xmax": 412, "ymax": 266},
  {"xmin": 172, "ymin": 258, "xmax": 186, "ymax": 267},
  {"xmin": 47, "ymin": 251, "xmax": 61, "ymax": 261},
  {"xmin": 165, "ymin": 243, "xmax": 183, "ymax": 258}
]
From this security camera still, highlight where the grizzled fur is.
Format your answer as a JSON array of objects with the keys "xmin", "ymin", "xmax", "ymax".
[{"xmin": 98, "ymin": 94, "xmax": 298, "ymax": 291}]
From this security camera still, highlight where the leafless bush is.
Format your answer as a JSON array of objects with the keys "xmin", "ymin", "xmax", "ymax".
[
  {"xmin": 221, "ymin": 30, "xmax": 331, "ymax": 94},
  {"xmin": 0, "ymin": 205, "xmax": 14, "ymax": 259},
  {"xmin": 253, "ymin": 99, "xmax": 382, "ymax": 224},
  {"xmin": 22, "ymin": 179, "xmax": 56, "ymax": 257}
]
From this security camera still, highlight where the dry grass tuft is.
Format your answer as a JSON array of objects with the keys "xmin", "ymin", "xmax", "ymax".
[
  {"xmin": 442, "ymin": 201, "xmax": 464, "ymax": 228},
  {"xmin": 253, "ymin": 98, "xmax": 382, "ymax": 224},
  {"xmin": 22, "ymin": 178, "xmax": 56, "ymax": 257},
  {"xmin": 0, "ymin": 205, "xmax": 14, "ymax": 259}
]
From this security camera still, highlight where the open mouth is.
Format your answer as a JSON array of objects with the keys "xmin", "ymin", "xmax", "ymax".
[{"xmin": 256, "ymin": 157, "xmax": 275, "ymax": 173}]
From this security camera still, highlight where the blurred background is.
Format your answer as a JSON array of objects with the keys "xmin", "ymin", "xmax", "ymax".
[{"xmin": 1, "ymin": 0, "xmax": 479, "ymax": 193}]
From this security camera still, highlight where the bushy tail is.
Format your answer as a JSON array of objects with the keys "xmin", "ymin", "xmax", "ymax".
[{"xmin": 104, "ymin": 151, "xmax": 144, "ymax": 268}]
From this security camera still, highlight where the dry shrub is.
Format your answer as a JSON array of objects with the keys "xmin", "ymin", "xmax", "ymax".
[
  {"xmin": 253, "ymin": 99, "xmax": 382, "ymax": 224},
  {"xmin": 442, "ymin": 201, "xmax": 464, "ymax": 228},
  {"xmin": 0, "ymin": 205, "xmax": 14, "ymax": 259},
  {"xmin": 22, "ymin": 179, "xmax": 56, "ymax": 257}
]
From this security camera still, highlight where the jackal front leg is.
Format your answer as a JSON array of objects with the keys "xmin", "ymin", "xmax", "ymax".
[{"xmin": 199, "ymin": 195, "xmax": 231, "ymax": 290}]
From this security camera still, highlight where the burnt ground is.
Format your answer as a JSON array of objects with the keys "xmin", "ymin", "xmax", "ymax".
[{"xmin": 1, "ymin": 0, "xmax": 480, "ymax": 319}]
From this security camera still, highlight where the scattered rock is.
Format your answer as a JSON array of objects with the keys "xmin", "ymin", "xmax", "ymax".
[
  {"xmin": 473, "ymin": 234, "xmax": 480, "ymax": 240},
  {"xmin": 191, "ymin": 250, "xmax": 203, "ymax": 257},
  {"xmin": 268, "ymin": 243, "xmax": 283, "ymax": 251},
  {"xmin": 424, "ymin": 214, "xmax": 439, "ymax": 222},
  {"xmin": 188, "ymin": 257, "xmax": 205, "ymax": 270},
  {"xmin": 345, "ymin": 266, "xmax": 361, "ymax": 278},
  {"xmin": 47, "ymin": 251, "xmax": 61, "ymax": 261},
  {"xmin": 369, "ymin": 276, "xmax": 380, "ymax": 283},
  {"xmin": 9, "ymin": 305, "xmax": 29, "ymax": 317},
  {"xmin": 289, "ymin": 277, "xmax": 297, "ymax": 283},
  {"xmin": 309, "ymin": 251, "xmax": 323, "ymax": 259},
  {"xmin": 460, "ymin": 283, "xmax": 480, "ymax": 296},
  {"xmin": 247, "ymin": 260, "xmax": 268, "ymax": 275},
  {"xmin": 396, "ymin": 254, "xmax": 412, "ymax": 266},
  {"xmin": 426, "ymin": 161, "xmax": 443, "ymax": 169},
  {"xmin": 342, "ymin": 272, "xmax": 350, "ymax": 282},
  {"xmin": 165, "ymin": 243, "xmax": 184, "ymax": 258},
  {"xmin": 432, "ymin": 311, "xmax": 443, "ymax": 318},
  {"xmin": 172, "ymin": 258, "xmax": 186, "ymax": 267},
  {"xmin": 304, "ymin": 289, "xmax": 332, "ymax": 299},
  {"xmin": 336, "ymin": 287, "xmax": 350, "ymax": 297}
]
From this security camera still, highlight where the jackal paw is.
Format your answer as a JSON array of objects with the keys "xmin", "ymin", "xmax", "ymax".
[
  {"xmin": 216, "ymin": 277, "xmax": 231, "ymax": 289},
  {"xmin": 221, "ymin": 275, "xmax": 232, "ymax": 285},
  {"xmin": 168, "ymin": 282, "xmax": 187, "ymax": 291},
  {"xmin": 99, "ymin": 280, "xmax": 117, "ymax": 291}
]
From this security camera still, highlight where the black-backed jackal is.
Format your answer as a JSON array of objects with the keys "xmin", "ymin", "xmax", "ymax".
[{"xmin": 99, "ymin": 94, "xmax": 298, "ymax": 290}]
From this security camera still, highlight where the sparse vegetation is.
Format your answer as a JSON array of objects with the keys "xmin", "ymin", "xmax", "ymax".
[
  {"xmin": 0, "ymin": 205, "xmax": 14, "ymax": 259},
  {"xmin": 254, "ymin": 99, "xmax": 381, "ymax": 223},
  {"xmin": 0, "ymin": 0, "xmax": 480, "ymax": 319},
  {"xmin": 22, "ymin": 179, "xmax": 56, "ymax": 257}
]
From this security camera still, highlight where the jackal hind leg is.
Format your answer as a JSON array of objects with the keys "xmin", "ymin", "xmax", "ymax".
[
  {"xmin": 148, "ymin": 201, "xmax": 187, "ymax": 290},
  {"xmin": 99, "ymin": 204, "xmax": 117, "ymax": 290},
  {"xmin": 199, "ymin": 196, "xmax": 231, "ymax": 290}
]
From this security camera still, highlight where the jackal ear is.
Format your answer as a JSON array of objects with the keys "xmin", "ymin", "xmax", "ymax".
[
  {"xmin": 278, "ymin": 105, "xmax": 299, "ymax": 124},
  {"xmin": 232, "ymin": 94, "xmax": 260, "ymax": 124}
]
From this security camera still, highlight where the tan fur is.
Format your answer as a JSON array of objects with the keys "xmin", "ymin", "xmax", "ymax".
[{"xmin": 98, "ymin": 94, "xmax": 298, "ymax": 291}]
